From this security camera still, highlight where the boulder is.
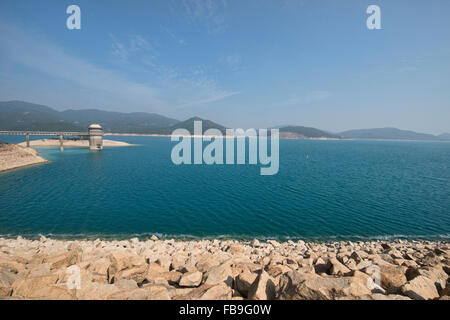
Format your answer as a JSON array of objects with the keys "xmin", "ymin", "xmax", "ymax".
[
  {"xmin": 199, "ymin": 283, "xmax": 233, "ymax": 300},
  {"xmin": 180, "ymin": 257, "xmax": 198, "ymax": 273},
  {"xmin": 112, "ymin": 264, "xmax": 148, "ymax": 284},
  {"xmin": 402, "ymin": 259, "xmax": 418, "ymax": 268},
  {"xmin": 175, "ymin": 287, "xmax": 195, "ymax": 297},
  {"xmin": 229, "ymin": 245, "xmax": 243, "ymax": 254},
  {"xmin": 269, "ymin": 254, "xmax": 284, "ymax": 265},
  {"xmin": 173, "ymin": 283, "xmax": 230, "ymax": 300},
  {"xmin": 173, "ymin": 285, "xmax": 214, "ymax": 299},
  {"xmin": 76, "ymin": 281, "xmax": 121, "ymax": 300},
  {"xmin": 196, "ymin": 255, "xmax": 220, "ymax": 273},
  {"xmin": 314, "ymin": 258, "xmax": 331, "ymax": 274},
  {"xmin": 0, "ymin": 268, "xmax": 19, "ymax": 296},
  {"xmin": 251, "ymin": 239, "xmax": 261, "ymax": 247},
  {"xmin": 114, "ymin": 279, "xmax": 138, "ymax": 290},
  {"xmin": 108, "ymin": 251, "xmax": 132, "ymax": 276},
  {"xmin": 248, "ymin": 271, "xmax": 276, "ymax": 300},
  {"xmin": 12, "ymin": 274, "xmax": 59, "ymax": 298},
  {"xmin": 276, "ymin": 270, "xmax": 319, "ymax": 299},
  {"xmin": 267, "ymin": 240, "xmax": 280, "ymax": 248},
  {"xmin": 29, "ymin": 285, "xmax": 74, "ymax": 299},
  {"xmin": 170, "ymin": 254, "xmax": 188, "ymax": 272},
  {"xmin": 350, "ymin": 251, "xmax": 363, "ymax": 263},
  {"xmin": 179, "ymin": 271, "xmax": 203, "ymax": 287},
  {"xmin": 43, "ymin": 249, "xmax": 81, "ymax": 269},
  {"xmin": 343, "ymin": 293, "xmax": 411, "ymax": 300},
  {"xmin": 440, "ymin": 284, "xmax": 450, "ymax": 297},
  {"xmin": 422, "ymin": 253, "xmax": 441, "ymax": 267},
  {"xmin": 350, "ymin": 270, "xmax": 384, "ymax": 293},
  {"xmin": 129, "ymin": 255, "xmax": 147, "ymax": 267},
  {"xmin": 414, "ymin": 266, "xmax": 448, "ymax": 292},
  {"xmin": 232, "ymin": 260, "xmax": 261, "ymax": 273},
  {"xmin": 434, "ymin": 248, "xmax": 447, "ymax": 256},
  {"xmin": 160, "ymin": 271, "xmax": 182, "ymax": 285},
  {"xmin": 344, "ymin": 259, "xmax": 357, "ymax": 271},
  {"xmin": 20, "ymin": 263, "xmax": 52, "ymax": 278},
  {"xmin": 378, "ymin": 264, "xmax": 407, "ymax": 291},
  {"xmin": 204, "ymin": 262, "xmax": 233, "ymax": 287},
  {"xmin": 329, "ymin": 258, "xmax": 351, "ymax": 276},
  {"xmin": 108, "ymin": 288, "xmax": 148, "ymax": 300},
  {"xmin": 154, "ymin": 256, "xmax": 172, "ymax": 272},
  {"xmin": 388, "ymin": 249, "xmax": 404, "ymax": 260},
  {"xmin": 145, "ymin": 275, "xmax": 168, "ymax": 285},
  {"xmin": 141, "ymin": 284, "xmax": 172, "ymax": 300},
  {"xmin": 266, "ymin": 264, "xmax": 292, "ymax": 278},
  {"xmin": 147, "ymin": 262, "xmax": 167, "ymax": 275},
  {"xmin": 235, "ymin": 270, "xmax": 258, "ymax": 298},
  {"xmin": 296, "ymin": 265, "xmax": 315, "ymax": 274},
  {"xmin": 443, "ymin": 265, "xmax": 450, "ymax": 276},
  {"xmin": 278, "ymin": 274, "xmax": 371, "ymax": 300},
  {"xmin": 355, "ymin": 260, "xmax": 372, "ymax": 271},
  {"xmin": 401, "ymin": 276, "xmax": 439, "ymax": 300},
  {"xmin": 90, "ymin": 258, "xmax": 110, "ymax": 276},
  {"xmin": 0, "ymin": 259, "xmax": 25, "ymax": 274},
  {"xmin": 375, "ymin": 254, "xmax": 396, "ymax": 265}
]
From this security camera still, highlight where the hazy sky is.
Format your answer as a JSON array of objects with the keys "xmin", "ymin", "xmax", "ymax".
[{"xmin": 0, "ymin": 0, "xmax": 449, "ymax": 134}]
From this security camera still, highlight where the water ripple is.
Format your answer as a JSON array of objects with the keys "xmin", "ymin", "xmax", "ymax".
[{"xmin": 0, "ymin": 137, "xmax": 449, "ymax": 239}]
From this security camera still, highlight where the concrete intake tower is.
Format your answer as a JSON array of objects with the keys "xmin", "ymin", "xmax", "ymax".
[{"xmin": 88, "ymin": 124, "xmax": 104, "ymax": 150}]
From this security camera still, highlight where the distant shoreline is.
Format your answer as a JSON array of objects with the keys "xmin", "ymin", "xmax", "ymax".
[
  {"xmin": 17, "ymin": 138, "xmax": 133, "ymax": 147},
  {"xmin": 104, "ymin": 133, "xmax": 341, "ymax": 140},
  {"xmin": 104, "ymin": 133, "xmax": 450, "ymax": 142}
]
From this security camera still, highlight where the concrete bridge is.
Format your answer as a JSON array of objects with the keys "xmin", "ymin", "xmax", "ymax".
[{"xmin": 0, "ymin": 124, "xmax": 104, "ymax": 151}]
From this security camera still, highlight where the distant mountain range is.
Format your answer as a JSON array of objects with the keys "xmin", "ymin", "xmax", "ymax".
[
  {"xmin": 438, "ymin": 132, "xmax": 450, "ymax": 140},
  {"xmin": 339, "ymin": 127, "xmax": 449, "ymax": 141},
  {"xmin": 161, "ymin": 116, "xmax": 227, "ymax": 135},
  {"xmin": 0, "ymin": 100, "xmax": 336, "ymax": 138},
  {"xmin": 279, "ymin": 126, "xmax": 339, "ymax": 139},
  {"xmin": 0, "ymin": 101, "xmax": 178, "ymax": 133},
  {"xmin": 0, "ymin": 100, "xmax": 448, "ymax": 140}
]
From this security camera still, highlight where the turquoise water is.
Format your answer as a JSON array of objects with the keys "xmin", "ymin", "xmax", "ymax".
[{"xmin": 0, "ymin": 136, "xmax": 449, "ymax": 241}]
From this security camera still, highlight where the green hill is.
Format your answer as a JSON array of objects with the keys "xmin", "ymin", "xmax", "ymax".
[
  {"xmin": 0, "ymin": 100, "xmax": 179, "ymax": 133},
  {"xmin": 279, "ymin": 126, "xmax": 340, "ymax": 139},
  {"xmin": 438, "ymin": 133, "xmax": 450, "ymax": 141},
  {"xmin": 339, "ymin": 127, "xmax": 440, "ymax": 141},
  {"xmin": 161, "ymin": 117, "xmax": 227, "ymax": 135}
]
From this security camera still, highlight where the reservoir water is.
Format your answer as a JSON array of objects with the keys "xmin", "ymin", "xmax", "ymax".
[{"xmin": 0, "ymin": 136, "xmax": 449, "ymax": 241}]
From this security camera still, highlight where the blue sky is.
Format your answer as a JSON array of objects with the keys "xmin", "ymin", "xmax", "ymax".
[{"xmin": 0, "ymin": 0, "xmax": 449, "ymax": 134}]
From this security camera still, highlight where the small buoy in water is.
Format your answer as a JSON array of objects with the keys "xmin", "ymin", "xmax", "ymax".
[{"xmin": 306, "ymin": 155, "xmax": 310, "ymax": 159}]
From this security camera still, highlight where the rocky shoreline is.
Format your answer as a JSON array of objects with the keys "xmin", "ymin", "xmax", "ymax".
[
  {"xmin": 0, "ymin": 142, "xmax": 47, "ymax": 173},
  {"xmin": 0, "ymin": 236, "xmax": 448, "ymax": 300},
  {"xmin": 17, "ymin": 139, "xmax": 132, "ymax": 147}
]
